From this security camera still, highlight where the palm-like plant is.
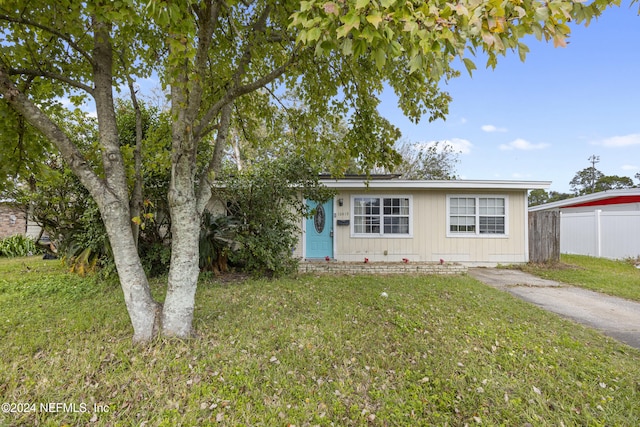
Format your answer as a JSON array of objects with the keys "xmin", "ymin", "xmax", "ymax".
[{"xmin": 199, "ymin": 213, "xmax": 238, "ymax": 274}]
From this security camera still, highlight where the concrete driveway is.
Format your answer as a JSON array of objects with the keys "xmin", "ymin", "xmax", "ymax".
[{"xmin": 468, "ymin": 268, "xmax": 640, "ymax": 350}]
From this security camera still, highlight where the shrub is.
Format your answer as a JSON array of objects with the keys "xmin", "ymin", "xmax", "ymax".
[
  {"xmin": 217, "ymin": 157, "xmax": 333, "ymax": 276},
  {"xmin": 140, "ymin": 241, "xmax": 171, "ymax": 278},
  {"xmin": 0, "ymin": 234, "xmax": 39, "ymax": 257}
]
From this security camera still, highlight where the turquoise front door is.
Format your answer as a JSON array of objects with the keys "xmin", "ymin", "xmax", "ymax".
[{"xmin": 306, "ymin": 199, "xmax": 333, "ymax": 259}]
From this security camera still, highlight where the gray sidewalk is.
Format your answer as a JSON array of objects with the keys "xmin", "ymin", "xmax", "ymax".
[{"xmin": 468, "ymin": 268, "xmax": 640, "ymax": 350}]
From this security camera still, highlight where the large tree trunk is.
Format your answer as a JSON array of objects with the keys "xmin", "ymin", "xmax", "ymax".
[
  {"xmin": 162, "ymin": 76, "xmax": 201, "ymax": 338},
  {"xmin": 163, "ymin": 185, "xmax": 200, "ymax": 337},
  {"xmin": 91, "ymin": 19, "xmax": 161, "ymax": 342},
  {"xmin": 100, "ymin": 197, "xmax": 162, "ymax": 343}
]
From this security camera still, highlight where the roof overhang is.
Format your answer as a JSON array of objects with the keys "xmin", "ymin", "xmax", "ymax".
[
  {"xmin": 320, "ymin": 179, "xmax": 551, "ymax": 191},
  {"xmin": 529, "ymin": 188, "xmax": 640, "ymax": 212}
]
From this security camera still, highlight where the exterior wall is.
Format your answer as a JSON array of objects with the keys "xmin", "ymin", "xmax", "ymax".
[
  {"xmin": 0, "ymin": 204, "xmax": 27, "ymax": 239},
  {"xmin": 561, "ymin": 208, "xmax": 640, "ymax": 259},
  {"xmin": 25, "ymin": 219, "xmax": 42, "ymax": 240},
  {"xmin": 292, "ymin": 230, "xmax": 304, "ymax": 259},
  {"xmin": 299, "ymin": 189, "xmax": 529, "ymax": 266}
]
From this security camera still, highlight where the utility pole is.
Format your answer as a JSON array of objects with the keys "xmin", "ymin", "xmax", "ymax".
[{"xmin": 588, "ymin": 154, "xmax": 600, "ymax": 193}]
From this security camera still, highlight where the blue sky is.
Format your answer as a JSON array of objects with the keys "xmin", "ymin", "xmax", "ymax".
[{"xmin": 379, "ymin": 1, "xmax": 640, "ymax": 193}]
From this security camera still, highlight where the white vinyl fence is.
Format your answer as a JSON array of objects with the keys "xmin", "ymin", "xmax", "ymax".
[{"xmin": 561, "ymin": 210, "xmax": 640, "ymax": 259}]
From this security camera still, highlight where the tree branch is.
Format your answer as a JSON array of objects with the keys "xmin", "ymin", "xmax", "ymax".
[
  {"xmin": 8, "ymin": 68, "xmax": 94, "ymax": 95},
  {"xmin": 195, "ymin": 54, "xmax": 296, "ymax": 139},
  {"xmin": 186, "ymin": 0, "xmax": 222, "ymax": 124},
  {"xmin": 194, "ymin": 4, "xmax": 291, "ymax": 138},
  {"xmin": 0, "ymin": 64, "xmax": 103, "ymax": 196},
  {"xmin": 196, "ymin": 102, "xmax": 232, "ymax": 214},
  {"xmin": 0, "ymin": 14, "xmax": 95, "ymax": 66}
]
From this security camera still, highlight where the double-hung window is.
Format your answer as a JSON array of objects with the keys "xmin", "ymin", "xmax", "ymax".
[
  {"xmin": 448, "ymin": 195, "xmax": 508, "ymax": 236},
  {"xmin": 353, "ymin": 196, "xmax": 411, "ymax": 236}
]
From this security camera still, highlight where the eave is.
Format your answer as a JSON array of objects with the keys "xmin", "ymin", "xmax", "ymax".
[{"xmin": 321, "ymin": 179, "xmax": 552, "ymax": 191}]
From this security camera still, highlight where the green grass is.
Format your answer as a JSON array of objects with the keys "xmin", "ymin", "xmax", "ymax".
[
  {"xmin": 1, "ymin": 256, "xmax": 639, "ymax": 426},
  {"xmin": 521, "ymin": 254, "xmax": 640, "ymax": 302}
]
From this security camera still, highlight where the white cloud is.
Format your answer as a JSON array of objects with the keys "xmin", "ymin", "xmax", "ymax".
[
  {"xmin": 481, "ymin": 124, "xmax": 507, "ymax": 133},
  {"xmin": 593, "ymin": 133, "xmax": 640, "ymax": 147},
  {"xmin": 443, "ymin": 138, "xmax": 473, "ymax": 154},
  {"xmin": 51, "ymin": 96, "xmax": 97, "ymax": 118},
  {"xmin": 414, "ymin": 138, "xmax": 473, "ymax": 155},
  {"xmin": 621, "ymin": 164, "xmax": 639, "ymax": 171},
  {"xmin": 499, "ymin": 138, "xmax": 550, "ymax": 151}
]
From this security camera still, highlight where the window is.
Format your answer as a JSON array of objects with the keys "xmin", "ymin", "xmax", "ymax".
[
  {"xmin": 479, "ymin": 197, "xmax": 505, "ymax": 234},
  {"xmin": 448, "ymin": 195, "xmax": 507, "ymax": 236},
  {"xmin": 354, "ymin": 197, "xmax": 380, "ymax": 234},
  {"xmin": 353, "ymin": 196, "xmax": 411, "ymax": 236}
]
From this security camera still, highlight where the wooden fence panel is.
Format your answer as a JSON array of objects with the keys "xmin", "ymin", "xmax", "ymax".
[{"xmin": 528, "ymin": 210, "xmax": 560, "ymax": 263}]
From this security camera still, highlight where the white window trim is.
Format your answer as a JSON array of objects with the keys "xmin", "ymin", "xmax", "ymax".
[
  {"xmin": 351, "ymin": 195, "xmax": 413, "ymax": 238},
  {"xmin": 446, "ymin": 194, "xmax": 509, "ymax": 238}
]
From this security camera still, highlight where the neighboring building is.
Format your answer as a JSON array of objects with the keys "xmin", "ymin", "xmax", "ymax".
[
  {"xmin": 0, "ymin": 201, "xmax": 27, "ymax": 239},
  {"xmin": 296, "ymin": 177, "xmax": 550, "ymax": 266},
  {"xmin": 529, "ymin": 188, "xmax": 640, "ymax": 259}
]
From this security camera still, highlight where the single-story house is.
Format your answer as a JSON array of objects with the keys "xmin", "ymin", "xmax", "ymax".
[
  {"xmin": 295, "ymin": 177, "xmax": 550, "ymax": 267},
  {"xmin": 529, "ymin": 188, "xmax": 640, "ymax": 260}
]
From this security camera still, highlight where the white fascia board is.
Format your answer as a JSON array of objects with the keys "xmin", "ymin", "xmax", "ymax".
[{"xmin": 320, "ymin": 179, "xmax": 551, "ymax": 191}]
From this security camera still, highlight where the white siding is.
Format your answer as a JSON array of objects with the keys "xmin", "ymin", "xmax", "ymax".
[{"xmin": 330, "ymin": 189, "xmax": 528, "ymax": 265}]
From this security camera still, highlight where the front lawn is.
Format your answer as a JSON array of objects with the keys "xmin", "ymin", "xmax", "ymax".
[
  {"xmin": 521, "ymin": 254, "xmax": 640, "ymax": 302},
  {"xmin": 1, "ymin": 256, "xmax": 639, "ymax": 426}
]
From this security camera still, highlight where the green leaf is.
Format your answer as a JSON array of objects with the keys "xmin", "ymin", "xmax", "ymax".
[
  {"xmin": 388, "ymin": 40, "xmax": 403, "ymax": 56},
  {"xmin": 366, "ymin": 11, "xmax": 383, "ymax": 28},
  {"xmin": 340, "ymin": 10, "xmax": 361, "ymax": 32},
  {"xmin": 408, "ymin": 54, "xmax": 423, "ymax": 74},
  {"xmin": 534, "ymin": 6, "xmax": 549, "ymax": 21},
  {"xmin": 355, "ymin": 0, "xmax": 370, "ymax": 10},
  {"xmin": 341, "ymin": 38, "xmax": 353, "ymax": 55},
  {"xmin": 336, "ymin": 25, "xmax": 350, "ymax": 39},
  {"xmin": 374, "ymin": 47, "xmax": 386, "ymax": 70},
  {"xmin": 353, "ymin": 38, "xmax": 367, "ymax": 57},
  {"xmin": 462, "ymin": 58, "xmax": 476, "ymax": 77},
  {"xmin": 517, "ymin": 43, "xmax": 530, "ymax": 62},
  {"xmin": 307, "ymin": 27, "xmax": 322, "ymax": 42},
  {"xmin": 360, "ymin": 25, "xmax": 376, "ymax": 42}
]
